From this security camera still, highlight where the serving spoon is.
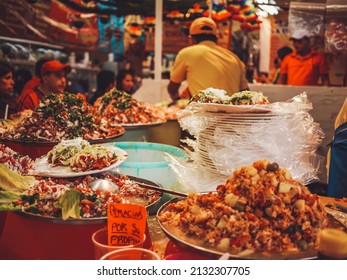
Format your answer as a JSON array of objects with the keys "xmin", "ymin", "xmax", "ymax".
[{"xmin": 89, "ymin": 178, "xmax": 188, "ymax": 197}]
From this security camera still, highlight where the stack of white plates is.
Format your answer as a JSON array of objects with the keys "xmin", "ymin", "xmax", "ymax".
[{"xmin": 179, "ymin": 102, "xmax": 323, "ymax": 182}]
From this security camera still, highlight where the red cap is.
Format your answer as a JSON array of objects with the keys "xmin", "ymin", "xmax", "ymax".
[{"xmin": 41, "ymin": 60, "xmax": 71, "ymax": 76}]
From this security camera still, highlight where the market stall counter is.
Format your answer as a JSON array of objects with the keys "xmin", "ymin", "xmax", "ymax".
[
  {"xmin": 0, "ymin": 140, "xmax": 166, "ymax": 260},
  {"xmin": 0, "ymin": 171, "xmax": 161, "ymax": 260},
  {"xmin": 0, "ymin": 212, "xmax": 153, "ymax": 260}
]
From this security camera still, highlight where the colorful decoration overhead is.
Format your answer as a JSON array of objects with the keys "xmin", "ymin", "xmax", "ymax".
[
  {"xmin": 227, "ymin": 0, "xmax": 261, "ymax": 31},
  {"xmin": 124, "ymin": 15, "xmax": 143, "ymax": 37},
  {"xmin": 186, "ymin": 4, "xmax": 204, "ymax": 20},
  {"xmin": 0, "ymin": 0, "xmax": 264, "ymax": 53},
  {"xmin": 203, "ymin": 1, "xmax": 232, "ymax": 22},
  {"xmin": 49, "ymin": 0, "xmax": 98, "ymax": 49},
  {"xmin": 167, "ymin": 10, "xmax": 185, "ymax": 20},
  {"xmin": 97, "ymin": 2, "xmax": 124, "ymax": 56},
  {"xmin": 127, "ymin": 24, "xmax": 143, "ymax": 37},
  {"xmin": 178, "ymin": 0, "xmax": 262, "ymax": 31},
  {"xmin": 144, "ymin": 16, "xmax": 155, "ymax": 33},
  {"xmin": 67, "ymin": 13, "xmax": 86, "ymax": 29}
]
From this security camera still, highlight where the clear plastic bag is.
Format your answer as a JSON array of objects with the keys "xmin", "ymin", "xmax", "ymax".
[
  {"xmin": 325, "ymin": 18, "xmax": 347, "ymax": 53},
  {"xmin": 288, "ymin": 2, "xmax": 326, "ymax": 38},
  {"xmin": 325, "ymin": 0, "xmax": 347, "ymax": 53},
  {"xmin": 168, "ymin": 93, "xmax": 325, "ymax": 192}
]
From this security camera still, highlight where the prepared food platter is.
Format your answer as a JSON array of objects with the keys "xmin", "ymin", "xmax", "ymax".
[
  {"xmin": 157, "ymin": 160, "xmax": 328, "ymax": 259},
  {"xmin": 8, "ymin": 174, "xmax": 162, "ymax": 225},
  {"xmin": 0, "ymin": 110, "xmax": 32, "ymax": 139},
  {"xmin": 16, "ymin": 173, "xmax": 162, "ymax": 225},
  {"xmin": 158, "ymin": 197, "xmax": 347, "ymax": 260},
  {"xmin": 4, "ymin": 93, "xmax": 125, "ymax": 143},
  {"xmin": 93, "ymin": 88, "xmax": 166, "ymax": 125},
  {"xmin": 0, "ymin": 144, "xmax": 162, "ymax": 225},
  {"xmin": 32, "ymin": 139, "xmax": 127, "ymax": 177},
  {"xmin": 0, "ymin": 143, "xmax": 33, "ymax": 175},
  {"xmin": 189, "ymin": 88, "xmax": 272, "ymax": 114},
  {"xmin": 15, "ymin": 175, "xmax": 162, "ymax": 225},
  {"xmin": 158, "ymin": 198, "xmax": 318, "ymax": 260}
]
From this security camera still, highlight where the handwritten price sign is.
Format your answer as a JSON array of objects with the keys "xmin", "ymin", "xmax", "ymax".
[{"xmin": 107, "ymin": 204, "xmax": 147, "ymax": 246}]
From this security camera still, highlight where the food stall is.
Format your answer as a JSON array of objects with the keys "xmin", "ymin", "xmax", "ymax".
[
  {"xmin": 1, "ymin": 0, "xmax": 347, "ymax": 262},
  {"xmin": 1, "ymin": 88, "xmax": 347, "ymax": 261}
]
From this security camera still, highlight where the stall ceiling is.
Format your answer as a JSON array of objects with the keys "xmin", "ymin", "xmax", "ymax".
[
  {"xmin": 276, "ymin": 0, "xmax": 327, "ymax": 9},
  {"xmin": 58, "ymin": 0, "xmax": 207, "ymax": 16},
  {"xmin": 57, "ymin": 1, "xmax": 329, "ymax": 15}
]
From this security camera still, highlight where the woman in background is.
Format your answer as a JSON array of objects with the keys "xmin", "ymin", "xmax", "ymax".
[
  {"xmin": 89, "ymin": 70, "xmax": 115, "ymax": 105},
  {"xmin": 0, "ymin": 60, "xmax": 16, "ymax": 118},
  {"xmin": 116, "ymin": 69, "xmax": 136, "ymax": 94},
  {"xmin": 13, "ymin": 68, "xmax": 32, "ymax": 98}
]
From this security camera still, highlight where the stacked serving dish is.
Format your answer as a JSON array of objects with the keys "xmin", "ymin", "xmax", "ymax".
[{"xmin": 176, "ymin": 94, "xmax": 324, "ymax": 186}]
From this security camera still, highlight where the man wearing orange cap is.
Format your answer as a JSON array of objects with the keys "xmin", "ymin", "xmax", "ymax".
[
  {"xmin": 278, "ymin": 34, "xmax": 330, "ymax": 86},
  {"xmin": 16, "ymin": 60, "xmax": 71, "ymax": 111},
  {"xmin": 168, "ymin": 17, "xmax": 248, "ymax": 100}
]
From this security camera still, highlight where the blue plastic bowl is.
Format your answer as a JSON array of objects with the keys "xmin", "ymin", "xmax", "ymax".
[{"xmin": 113, "ymin": 142, "xmax": 186, "ymax": 188}]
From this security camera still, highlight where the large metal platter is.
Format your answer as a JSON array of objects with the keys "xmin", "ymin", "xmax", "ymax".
[
  {"xmin": 157, "ymin": 197, "xmax": 319, "ymax": 260},
  {"xmin": 4, "ymin": 131, "xmax": 125, "ymax": 145},
  {"xmin": 15, "ymin": 175, "xmax": 163, "ymax": 225},
  {"xmin": 120, "ymin": 121, "xmax": 166, "ymax": 129}
]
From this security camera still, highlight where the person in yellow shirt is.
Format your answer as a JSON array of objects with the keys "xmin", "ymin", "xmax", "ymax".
[{"xmin": 168, "ymin": 17, "xmax": 248, "ymax": 100}]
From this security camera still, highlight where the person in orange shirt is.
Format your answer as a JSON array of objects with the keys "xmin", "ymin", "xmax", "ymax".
[
  {"xmin": 278, "ymin": 35, "xmax": 330, "ymax": 86},
  {"xmin": 16, "ymin": 60, "xmax": 71, "ymax": 111}
]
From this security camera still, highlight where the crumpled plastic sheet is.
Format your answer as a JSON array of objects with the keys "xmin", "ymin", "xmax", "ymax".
[
  {"xmin": 325, "ymin": 1, "xmax": 347, "ymax": 54},
  {"xmin": 325, "ymin": 19, "xmax": 347, "ymax": 53},
  {"xmin": 163, "ymin": 152, "xmax": 226, "ymax": 193},
  {"xmin": 288, "ymin": 4, "xmax": 325, "ymax": 38},
  {"xmin": 166, "ymin": 93, "xmax": 325, "ymax": 193},
  {"xmin": 325, "ymin": 208, "xmax": 347, "ymax": 229}
]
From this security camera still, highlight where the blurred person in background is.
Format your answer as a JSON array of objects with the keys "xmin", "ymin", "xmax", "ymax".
[
  {"xmin": 89, "ymin": 70, "xmax": 115, "ymax": 105},
  {"xmin": 267, "ymin": 47, "xmax": 293, "ymax": 84},
  {"xmin": 125, "ymin": 37, "xmax": 145, "ymax": 79},
  {"xmin": 0, "ymin": 60, "xmax": 16, "ymax": 118},
  {"xmin": 278, "ymin": 35, "xmax": 329, "ymax": 86},
  {"xmin": 168, "ymin": 17, "xmax": 248, "ymax": 100},
  {"xmin": 254, "ymin": 72, "xmax": 269, "ymax": 84},
  {"xmin": 277, "ymin": 46, "xmax": 293, "ymax": 64},
  {"xmin": 16, "ymin": 60, "xmax": 71, "ymax": 111},
  {"xmin": 116, "ymin": 68, "xmax": 136, "ymax": 94},
  {"xmin": 21, "ymin": 58, "xmax": 52, "ymax": 93},
  {"xmin": 13, "ymin": 68, "xmax": 32, "ymax": 98},
  {"xmin": 267, "ymin": 58, "xmax": 281, "ymax": 84}
]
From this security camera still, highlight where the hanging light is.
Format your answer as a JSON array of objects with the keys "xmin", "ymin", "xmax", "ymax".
[{"xmin": 254, "ymin": 0, "xmax": 280, "ymax": 17}]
